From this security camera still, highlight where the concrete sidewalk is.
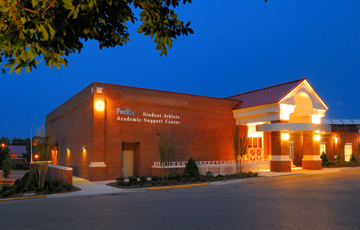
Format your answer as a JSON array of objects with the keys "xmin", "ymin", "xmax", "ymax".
[{"xmin": 257, "ymin": 166, "xmax": 359, "ymax": 177}]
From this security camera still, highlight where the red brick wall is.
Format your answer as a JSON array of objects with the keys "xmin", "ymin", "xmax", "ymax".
[
  {"xmin": 47, "ymin": 83, "xmax": 237, "ymax": 181},
  {"xmin": 46, "ymin": 85, "xmax": 95, "ymax": 180}
]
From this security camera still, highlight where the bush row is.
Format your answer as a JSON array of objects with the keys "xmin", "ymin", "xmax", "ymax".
[
  {"xmin": 321, "ymin": 153, "xmax": 359, "ymax": 167},
  {"xmin": 0, "ymin": 172, "xmax": 73, "ymax": 197},
  {"xmin": 116, "ymin": 171, "xmax": 258, "ymax": 187}
]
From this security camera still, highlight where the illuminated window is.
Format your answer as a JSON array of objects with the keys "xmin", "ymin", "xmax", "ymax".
[
  {"xmin": 289, "ymin": 141, "xmax": 294, "ymax": 159},
  {"xmin": 344, "ymin": 144, "xmax": 352, "ymax": 162},
  {"xmin": 320, "ymin": 142, "xmax": 326, "ymax": 155}
]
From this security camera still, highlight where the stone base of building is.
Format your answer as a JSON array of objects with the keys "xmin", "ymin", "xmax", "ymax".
[
  {"xmin": 302, "ymin": 160, "xmax": 322, "ymax": 170},
  {"xmin": 270, "ymin": 160, "xmax": 292, "ymax": 172}
]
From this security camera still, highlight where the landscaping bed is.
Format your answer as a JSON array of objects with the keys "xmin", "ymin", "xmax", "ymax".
[
  {"xmin": 107, "ymin": 171, "xmax": 258, "ymax": 189},
  {"xmin": 0, "ymin": 172, "xmax": 80, "ymax": 200}
]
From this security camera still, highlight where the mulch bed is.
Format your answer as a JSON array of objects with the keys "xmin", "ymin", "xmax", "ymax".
[{"xmin": 107, "ymin": 177, "xmax": 258, "ymax": 189}]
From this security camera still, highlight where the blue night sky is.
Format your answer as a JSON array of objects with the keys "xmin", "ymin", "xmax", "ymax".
[{"xmin": 1, "ymin": 1, "xmax": 360, "ymax": 139}]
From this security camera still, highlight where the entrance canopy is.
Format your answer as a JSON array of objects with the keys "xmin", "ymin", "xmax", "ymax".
[{"xmin": 227, "ymin": 78, "xmax": 328, "ymax": 125}]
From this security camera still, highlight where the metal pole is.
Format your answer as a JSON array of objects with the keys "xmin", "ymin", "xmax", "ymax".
[{"xmin": 31, "ymin": 126, "xmax": 33, "ymax": 163}]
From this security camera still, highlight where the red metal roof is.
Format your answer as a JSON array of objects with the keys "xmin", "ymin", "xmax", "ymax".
[{"xmin": 226, "ymin": 78, "xmax": 305, "ymax": 110}]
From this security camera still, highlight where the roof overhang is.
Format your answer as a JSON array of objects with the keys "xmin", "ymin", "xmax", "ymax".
[{"xmin": 256, "ymin": 123, "xmax": 331, "ymax": 133}]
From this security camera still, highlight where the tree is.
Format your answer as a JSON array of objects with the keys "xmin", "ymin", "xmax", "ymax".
[
  {"xmin": 158, "ymin": 130, "xmax": 177, "ymax": 181},
  {"xmin": 11, "ymin": 137, "xmax": 29, "ymax": 146},
  {"xmin": 2, "ymin": 153, "xmax": 12, "ymax": 178},
  {"xmin": 0, "ymin": 0, "xmax": 193, "ymax": 74},
  {"xmin": 232, "ymin": 125, "xmax": 247, "ymax": 174},
  {"xmin": 0, "ymin": 145, "xmax": 10, "ymax": 169},
  {"xmin": 33, "ymin": 125, "xmax": 55, "ymax": 189},
  {"xmin": 0, "ymin": 136, "xmax": 10, "ymax": 146},
  {"xmin": 336, "ymin": 132, "xmax": 347, "ymax": 163},
  {"xmin": 183, "ymin": 157, "xmax": 199, "ymax": 178}
]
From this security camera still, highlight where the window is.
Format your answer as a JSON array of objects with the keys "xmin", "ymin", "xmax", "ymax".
[
  {"xmin": 344, "ymin": 144, "xmax": 352, "ymax": 162},
  {"xmin": 289, "ymin": 141, "xmax": 294, "ymax": 159},
  {"xmin": 247, "ymin": 123, "xmax": 264, "ymax": 161},
  {"xmin": 320, "ymin": 142, "xmax": 326, "ymax": 155}
]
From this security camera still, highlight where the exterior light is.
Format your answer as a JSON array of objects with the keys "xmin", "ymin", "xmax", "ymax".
[
  {"xmin": 82, "ymin": 145, "xmax": 85, "ymax": 150},
  {"xmin": 95, "ymin": 100, "xmax": 105, "ymax": 111},
  {"xmin": 282, "ymin": 133, "xmax": 289, "ymax": 140},
  {"xmin": 34, "ymin": 154, "xmax": 39, "ymax": 160},
  {"xmin": 312, "ymin": 115, "xmax": 322, "ymax": 124},
  {"xmin": 1, "ymin": 143, "xmax": 5, "ymax": 148},
  {"xmin": 334, "ymin": 136, "xmax": 338, "ymax": 144},
  {"xmin": 314, "ymin": 134, "xmax": 320, "ymax": 141},
  {"xmin": 66, "ymin": 147, "xmax": 70, "ymax": 151}
]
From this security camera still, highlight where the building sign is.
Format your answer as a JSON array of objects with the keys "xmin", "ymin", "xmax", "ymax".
[{"xmin": 116, "ymin": 108, "xmax": 180, "ymax": 125}]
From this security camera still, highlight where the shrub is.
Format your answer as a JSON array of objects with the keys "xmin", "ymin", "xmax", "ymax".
[
  {"xmin": 167, "ymin": 173, "xmax": 177, "ymax": 181},
  {"xmin": 175, "ymin": 173, "xmax": 182, "ymax": 181},
  {"xmin": 1, "ymin": 188, "xmax": 15, "ymax": 197},
  {"xmin": 350, "ymin": 154, "xmax": 358, "ymax": 163},
  {"xmin": 128, "ymin": 176, "xmax": 138, "ymax": 185},
  {"xmin": 151, "ymin": 175, "xmax": 162, "ymax": 182},
  {"xmin": 335, "ymin": 155, "xmax": 341, "ymax": 163},
  {"xmin": 183, "ymin": 157, "xmax": 200, "ymax": 178},
  {"xmin": 205, "ymin": 171, "xmax": 214, "ymax": 179},
  {"xmin": 140, "ymin": 176, "xmax": 147, "ymax": 183},
  {"xmin": 321, "ymin": 152, "xmax": 328, "ymax": 166},
  {"xmin": 215, "ymin": 174, "xmax": 224, "ymax": 180},
  {"xmin": 182, "ymin": 173, "xmax": 191, "ymax": 181},
  {"xmin": 116, "ymin": 177, "xmax": 125, "ymax": 183}
]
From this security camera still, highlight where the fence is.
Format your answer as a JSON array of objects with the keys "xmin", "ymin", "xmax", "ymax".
[{"xmin": 152, "ymin": 160, "xmax": 270, "ymax": 176}]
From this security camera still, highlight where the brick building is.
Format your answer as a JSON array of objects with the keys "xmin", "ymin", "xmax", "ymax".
[{"xmin": 46, "ymin": 79, "xmax": 360, "ymax": 181}]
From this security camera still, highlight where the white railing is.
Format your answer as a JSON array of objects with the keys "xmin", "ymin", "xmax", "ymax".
[{"xmin": 152, "ymin": 160, "xmax": 270, "ymax": 175}]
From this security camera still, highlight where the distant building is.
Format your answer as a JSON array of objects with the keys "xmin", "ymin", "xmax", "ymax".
[
  {"xmin": 9, "ymin": 145, "xmax": 26, "ymax": 159},
  {"xmin": 46, "ymin": 79, "xmax": 360, "ymax": 181}
]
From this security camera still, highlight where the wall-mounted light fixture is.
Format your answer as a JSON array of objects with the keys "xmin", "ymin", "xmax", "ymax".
[
  {"xmin": 66, "ymin": 147, "xmax": 70, "ymax": 151},
  {"xmin": 281, "ymin": 133, "xmax": 289, "ymax": 140},
  {"xmin": 314, "ymin": 134, "xmax": 321, "ymax": 141},
  {"xmin": 334, "ymin": 136, "xmax": 338, "ymax": 144},
  {"xmin": 95, "ymin": 100, "xmax": 105, "ymax": 111},
  {"xmin": 82, "ymin": 145, "xmax": 85, "ymax": 150}
]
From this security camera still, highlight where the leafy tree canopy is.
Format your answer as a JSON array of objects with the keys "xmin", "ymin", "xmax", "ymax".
[{"xmin": 0, "ymin": 0, "xmax": 193, "ymax": 74}]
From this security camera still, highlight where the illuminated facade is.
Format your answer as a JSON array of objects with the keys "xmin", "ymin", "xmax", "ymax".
[{"xmin": 46, "ymin": 79, "xmax": 360, "ymax": 181}]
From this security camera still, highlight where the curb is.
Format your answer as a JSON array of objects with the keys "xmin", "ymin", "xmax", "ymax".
[
  {"xmin": 148, "ymin": 183, "xmax": 210, "ymax": 190},
  {"xmin": 0, "ymin": 195, "xmax": 47, "ymax": 202}
]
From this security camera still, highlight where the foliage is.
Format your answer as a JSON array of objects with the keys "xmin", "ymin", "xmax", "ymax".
[
  {"xmin": 337, "ymin": 132, "xmax": 347, "ymax": 163},
  {"xmin": 0, "ymin": 0, "xmax": 193, "ymax": 74},
  {"xmin": 139, "ymin": 175, "xmax": 147, "ymax": 183},
  {"xmin": 350, "ymin": 153, "xmax": 357, "ymax": 163},
  {"xmin": 0, "ymin": 145, "xmax": 10, "ymax": 169},
  {"xmin": 320, "ymin": 152, "xmax": 328, "ymax": 166},
  {"xmin": 0, "ymin": 136, "xmax": 10, "ymax": 145},
  {"xmin": 33, "ymin": 125, "xmax": 55, "ymax": 189},
  {"xmin": 158, "ymin": 130, "xmax": 178, "ymax": 181},
  {"xmin": 11, "ymin": 137, "xmax": 29, "ymax": 146},
  {"xmin": 355, "ymin": 141, "xmax": 360, "ymax": 161},
  {"xmin": 128, "ymin": 176, "xmax": 138, "ymax": 185},
  {"xmin": 232, "ymin": 125, "xmax": 247, "ymax": 174},
  {"xmin": 167, "ymin": 172, "xmax": 177, "ymax": 181},
  {"xmin": 2, "ymin": 153, "xmax": 12, "ymax": 178},
  {"xmin": 205, "ymin": 171, "xmax": 214, "ymax": 179},
  {"xmin": 183, "ymin": 157, "xmax": 199, "ymax": 178},
  {"xmin": 151, "ymin": 175, "xmax": 162, "ymax": 182}
]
